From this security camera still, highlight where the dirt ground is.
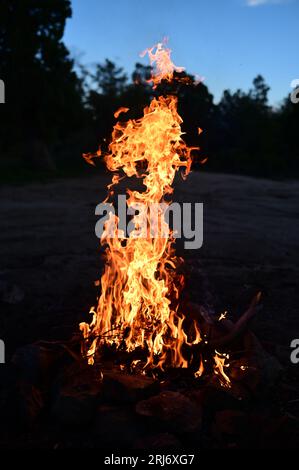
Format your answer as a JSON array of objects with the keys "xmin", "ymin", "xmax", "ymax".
[{"xmin": 0, "ymin": 170, "xmax": 298, "ymax": 377}]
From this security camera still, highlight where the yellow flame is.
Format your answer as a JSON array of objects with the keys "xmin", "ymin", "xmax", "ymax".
[
  {"xmin": 214, "ymin": 351, "xmax": 231, "ymax": 387},
  {"xmin": 218, "ymin": 311, "xmax": 227, "ymax": 321},
  {"xmin": 80, "ymin": 42, "xmax": 203, "ymax": 372}
]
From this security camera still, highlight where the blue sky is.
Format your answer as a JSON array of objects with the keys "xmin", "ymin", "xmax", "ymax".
[{"xmin": 64, "ymin": 0, "xmax": 299, "ymax": 106}]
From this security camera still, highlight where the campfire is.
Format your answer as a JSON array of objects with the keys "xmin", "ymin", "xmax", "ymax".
[
  {"xmin": 78, "ymin": 41, "xmax": 260, "ymax": 387},
  {"xmin": 2, "ymin": 41, "xmax": 288, "ymax": 452},
  {"xmin": 79, "ymin": 41, "xmax": 204, "ymax": 374}
]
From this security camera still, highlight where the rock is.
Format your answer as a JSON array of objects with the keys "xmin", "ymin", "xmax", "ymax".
[
  {"xmin": 54, "ymin": 360, "xmax": 102, "ymax": 393},
  {"xmin": 0, "ymin": 364, "xmax": 21, "ymax": 428},
  {"xmin": 0, "ymin": 281, "xmax": 24, "ymax": 304},
  {"xmin": 51, "ymin": 361, "xmax": 102, "ymax": 427},
  {"xmin": 0, "ymin": 366, "xmax": 44, "ymax": 430},
  {"xmin": 243, "ymin": 332, "xmax": 283, "ymax": 394},
  {"xmin": 16, "ymin": 381, "xmax": 44, "ymax": 428},
  {"xmin": 95, "ymin": 405, "xmax": 146, "ymax": 448},
  {"xmin": 208, "ymin": 409, "xmax": 252, "ymax": 449},
  {"xmin": 184, "ymin": 389, "xmax": 203, "ymax": 406},
  {"xmin": 201, "ymin": 383, "xmax": 247, "ymax": 411},
  {"xmin": 250, "ymin": 410, "xmax": 299, "ymax": 449},
  {"xmin": 51, "ymin": 388, "xmax": 98, "ymax": 427},
  {"xmin": 213, "ymin": 409, "xmax": 248, "ymax": 436},
  {"xmin": 134, "ymin": 432, "xmax": 182, "ymax": 450},
  {"xmin": 12, "ymin": 342, "xmax": 64, "ymax": 386},
  {"xmin": 136, "ymin": 391, "xmax": 202, "ymax": 433},
  {"xmin": 101, "ymin": 369, "xmax": 159, "ymax": 404}
]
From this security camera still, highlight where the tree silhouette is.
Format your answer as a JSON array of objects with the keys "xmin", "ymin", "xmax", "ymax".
[
  {"xmin": 215, "ymin": 75, "xmax": 282, "ymax": 175},
  {"xmin": 0, "ymin": 5, "xmax": 298, "ymax": 179},
  {"xmin": 278, "ymin": 97, "xmax": 299, "ymax": 173},
  {"xmin": 87, "ymin": 60, "xmax": 127, "ymax": 142},
  {"xmin": 93, "ymin": 60, "xmax": 128, "ymax": 98},
  {"xmin": 250, "ymin": 75, "xmax": 270, "ymax": 106},
  {"xmin": 0, "ymin": 0, "xmax": 83, "ymax": 169}
]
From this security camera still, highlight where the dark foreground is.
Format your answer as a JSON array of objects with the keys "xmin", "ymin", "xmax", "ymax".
[{"xmin": 0, "ymin": 171, "xmax": 298, "ymax": 449}]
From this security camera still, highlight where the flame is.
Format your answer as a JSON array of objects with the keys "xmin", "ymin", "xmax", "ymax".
[
  {"xmin": 214, "ymin": 351, "xmax": 231, "ymax": 387},
  {"xmin": 114, "ymin": 107, "xmax": 130, "ymax": 119},
  {"xmin": 194, "ymin": 355, "xmax": 204, "ymax": 378},
  {"xmin": 141, "ymin": 40, "xmax": 185, "ymax": 88},
  {"xmin": 80, "ymin": 42, "xmax": 206, "ymax": 374},
  {"xmin": 83, "ymin": 147, "xmax": 101, "ymax": 166},
  {"xmin": 218, "ymin": 311, "xmax": 227, "ymax": 321}
]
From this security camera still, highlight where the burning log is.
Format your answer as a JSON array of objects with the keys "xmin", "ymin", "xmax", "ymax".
[{"xmin": 185, "ymin": 291, "xmax": 262, "ymax": 352}]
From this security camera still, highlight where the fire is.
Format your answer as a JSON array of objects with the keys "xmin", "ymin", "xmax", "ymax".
[
  {"xmin": 79, "ymin": 41, "xmax": 230, "ymax": 386},
  {"xmin": 214, "ymin": 351, "xmax": 231, "ymax": 387},
  {"xmin": 141, "ymin": 40, "xmax": 185, "ymax": 88}
]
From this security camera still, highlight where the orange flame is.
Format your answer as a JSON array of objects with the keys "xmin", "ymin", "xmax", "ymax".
[
  {"xmin": 114, "ymin": 107, "xmax": 130, "ymax": 119},
  {"xmin": 214, "ymin": 351, "xmax": 231, "ymax": 387},
  {"xmin": 80, "ymin": 42, "xmax": 205, "ymax": 374}
]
